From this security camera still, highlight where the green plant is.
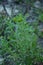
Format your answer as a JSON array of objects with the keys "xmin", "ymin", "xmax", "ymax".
[
  {"xmin": 14, "ymin": 19, "xmax": 43, "ymax": 65},
  {"xmin": 0, "ymin": 14, "xmax": 43, "ymax": 65},
  {"xmin": 12, "ymin": 14, "xmax": 24, "ymax": 22},
  {"xmin": 39, "ymin": 14, "xmax": 43, "ymax": 22}
]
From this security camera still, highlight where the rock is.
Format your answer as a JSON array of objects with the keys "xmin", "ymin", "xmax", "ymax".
[
  {"xmin": 38, "ymin": 38, "xmax": 43, "ymax": 47},
  {"xmin": 0, "ymin": 55, "xmax": 4, "ymax": 64},
  {"xmin": 34, "ymin": 1, "xmax": 41, "ymax": 8},
  {"xmin": 7, "ymin": 0, "xmax": 12, "ymax": 3},
  {"xmin": 39, "ymin": 0, "xmax": 43, "ymax": 3},
  {"xmin": 38, "ymin": 23, "xmax": 43, "ymax": 31},
  {"xmin": 13, "ymin": 4, "xmax": 26, "ymax": 16},
  {"xmin": 20, "ymin": 4, "xmax": 26, "ymax": 14},
  {"xmin": 5, "ymin": 4, "xmax": 12, "ymax": 16},
  {"xmin": 4, "ymin": 4, "xmax": 26, "ymax": 16},
  {"xmin": 26, "ymin": 12, "xmax": 37, "ymax": 23},
  {"xmin": 13, "ymin": 5, "xmax": 19, "ymax": 16},
  {"xmin": 0, "ymin": 3, "xmax": 26, "ymax": 16},
  {"xmin": 4, "ymin": 57, "xmax": 15, "ymax": 65},
  {"xmin": 0, "ymin": 5, "xmax": 4, "ymax": 13}
]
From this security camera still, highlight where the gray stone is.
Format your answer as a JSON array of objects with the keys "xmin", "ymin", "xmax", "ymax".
[
  {"xmin": 20, "ymin": 4, "xmax": 26, "ymax": 14},
  {"xmin": 0, "ymin": 5, "xmax": 4, "ymax": 13},
  {"xmin": 38, "ymin": 24, "xmax": 43, "ymax": 31},
  {"xmin": 13, "ymin": 5, "xmax": 19, "ymax": 16},
  {"xmin": 7, "ymin": 0, "xmax": 12, "ymax": 3},
  {"xmin": 38, "ymin": 38, "xmax": 43, "ymax": 47},
  {"xmin": 0, "ymin": 3, "xmax": 26, "ymax": 16},
  {"xmin": 5, "ymin": 4, "xmax": 12, "ymax": 16},
  {"xmin": 13, "ymin": 4, "xmax": 26, "ymax": 16},
  {"xmin": 34, "ymin": 1, "xmax": 41, "ymax": 8},
  {"xmin": 0, "ymin": 55, "xmax": 4, "ymax": 64}
]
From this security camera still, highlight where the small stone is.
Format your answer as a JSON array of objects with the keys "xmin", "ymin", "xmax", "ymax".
[
  {"xmin": 0, "ymin": 55, "xmax": 4, "ymax": 64},
  {"xmin": 34, "ymin": 1, "xmax": 41, "ymax": 8},
  {"xmin": 7, "ymin": 0, "xmax": 12, "ymax": 3},
  {"xmin": 0, "ymin": 5, "xmax": 4, "ymax": 13},
  {"xmin": 5, "ymin": 4, "xmax": 12, "ymax": 16}
]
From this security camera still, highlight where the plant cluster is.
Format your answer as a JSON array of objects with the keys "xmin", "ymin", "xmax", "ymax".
[{"xmin": 0, "ymin": 14, "xmax": 43, "ymax": 65}]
